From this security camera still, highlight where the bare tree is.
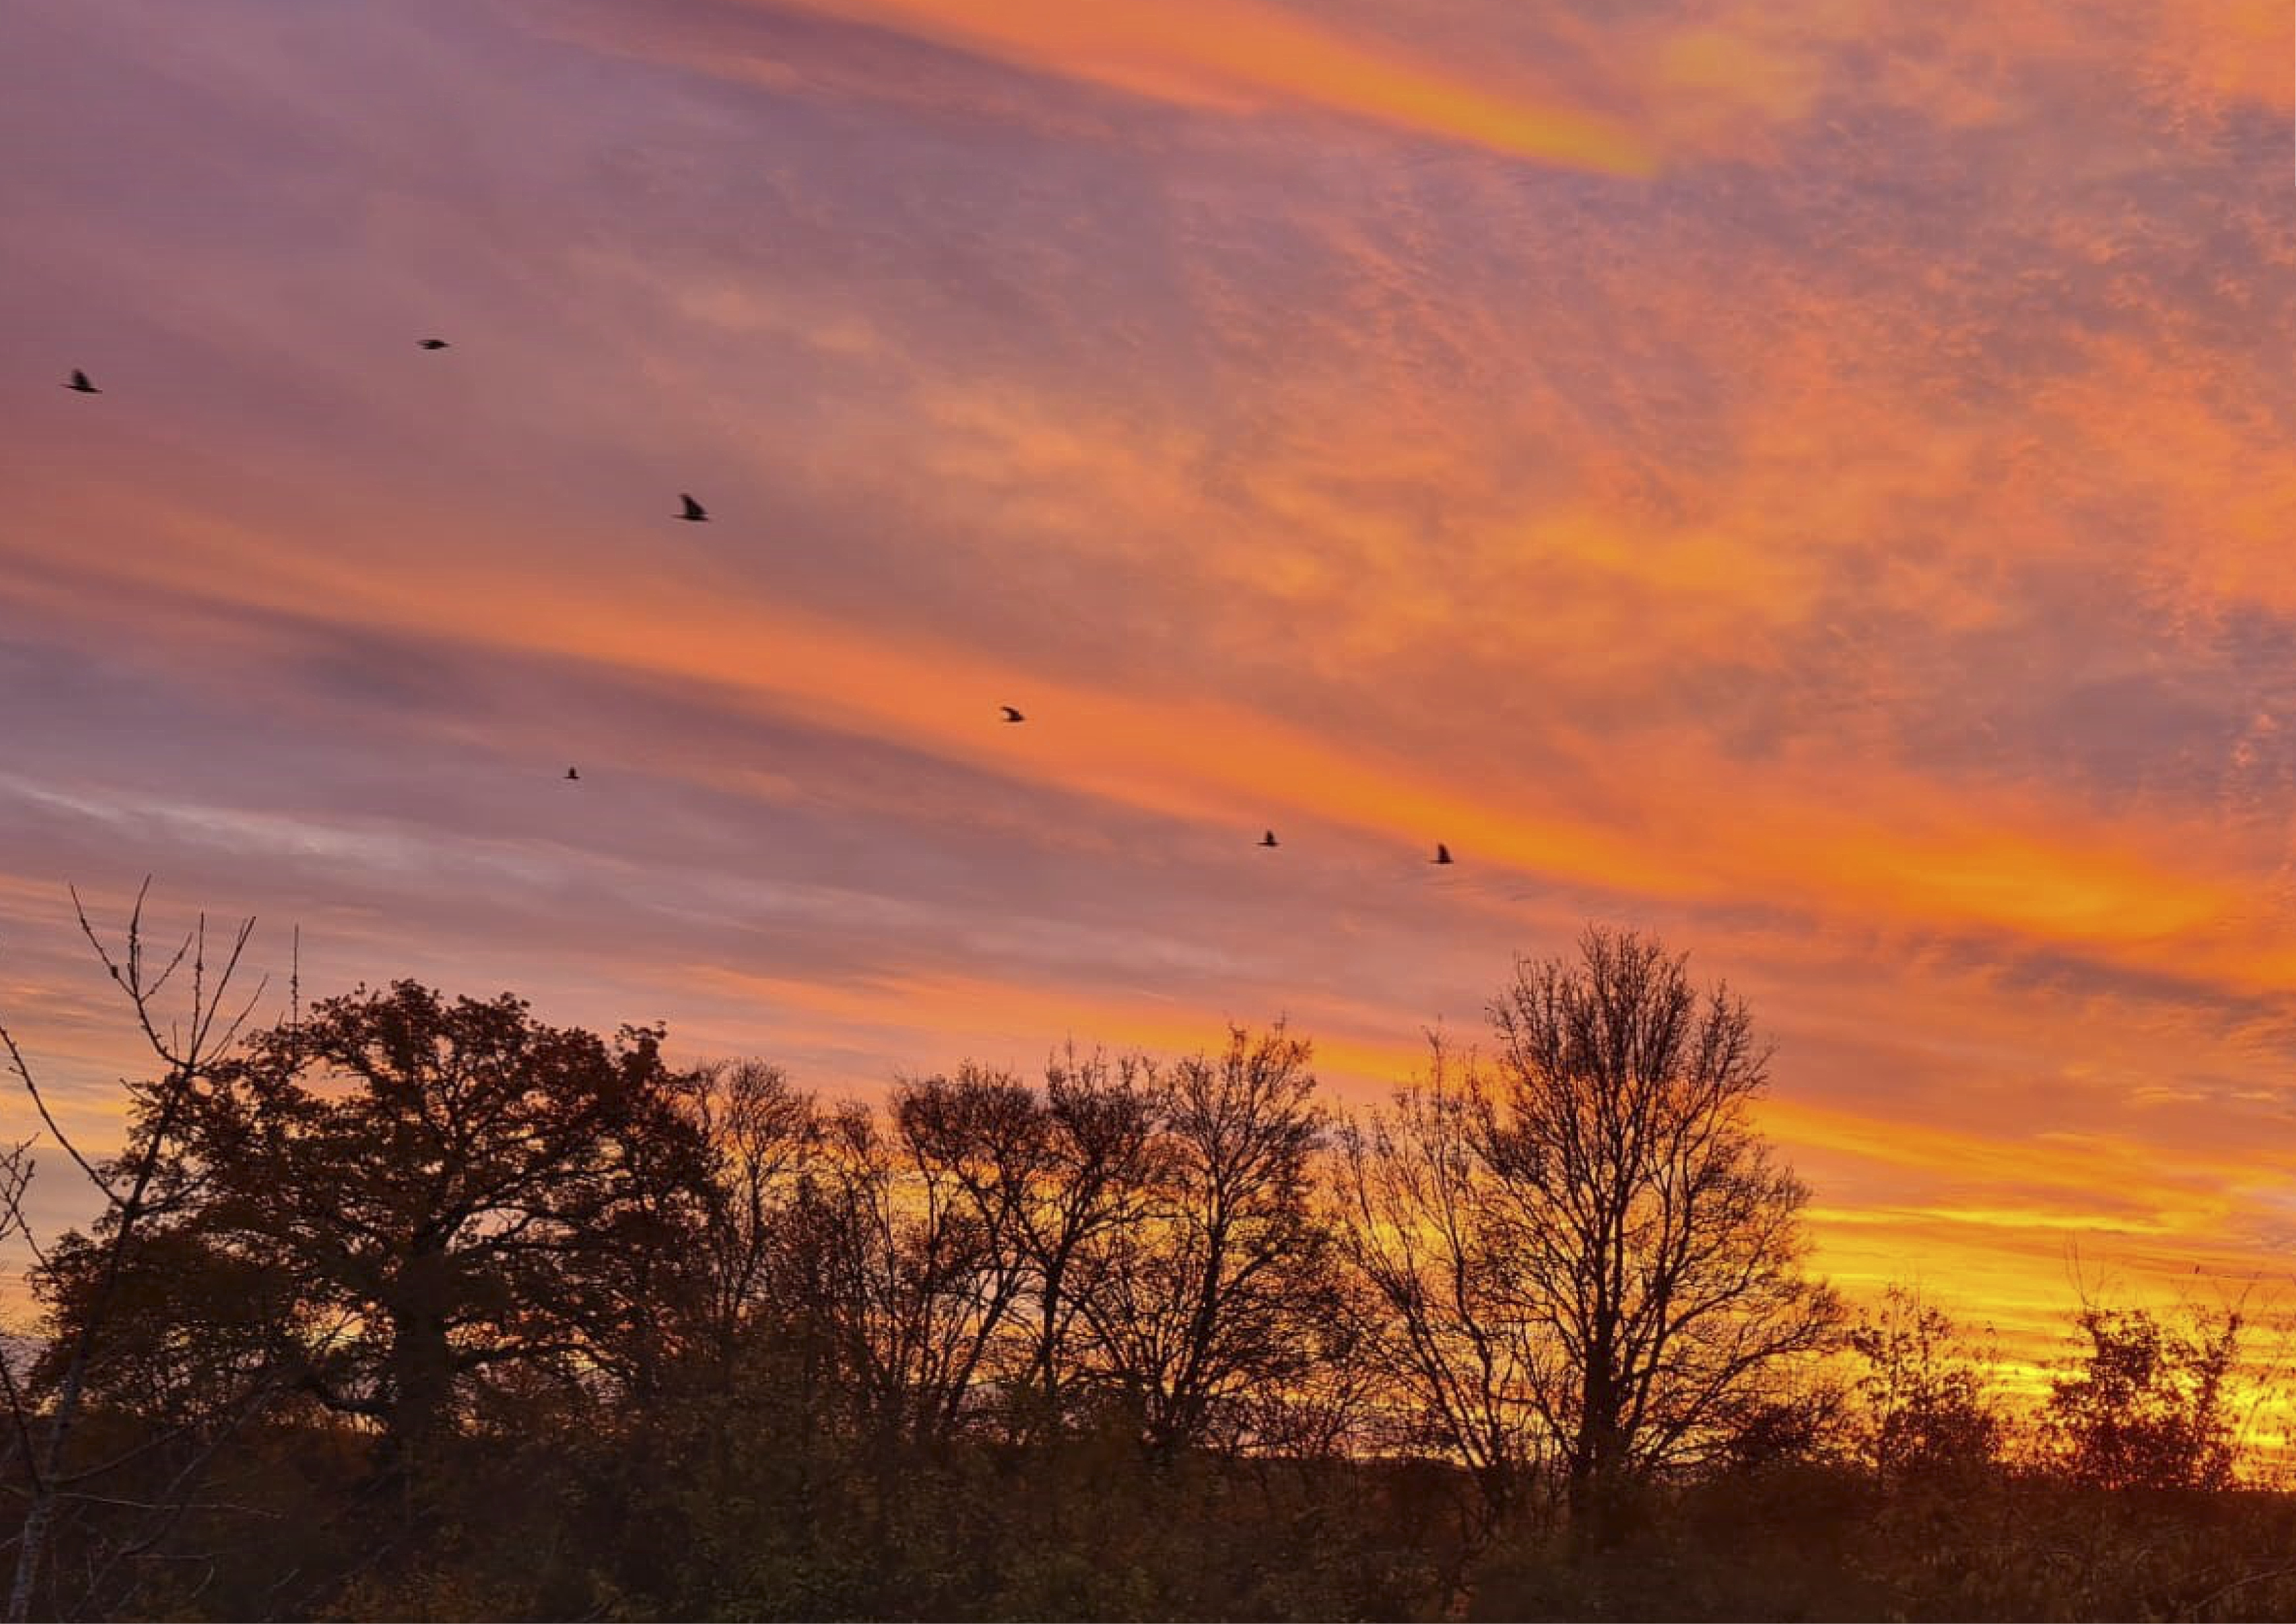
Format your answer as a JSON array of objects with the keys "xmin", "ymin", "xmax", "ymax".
[
  {"xmin": 817, "ymin": 1085, "xmax": 1030, "ymax": 1448},
  {"xmin": 0, "ymin": 885, "xmax": 268, "ymax": 1623},
  {"xmin": 1078, "ymin": 1023, "xmax": 1336, "ymax": 1456},
  {"xmin": 1335, "ymin": 1038, "xmax": 1551, "ymax": 1542},
  {"xmin": 682, "ymin": 1059, "xmax": 820, "ymax": 1375},
  {"xmin": 1476, "ymin": 926, "xmax": 1840, "ymax": 1538},
  {"xmin": 889, "ymin": 1065, "xmax": 1047, "ymax": 1435},
  {"xmin": 838, "ymin": 1051, "xmax": 1165, "ymax": 1449},
  {"xmin": 1014, "ymin": 1045, "xmax": 1162, "ymax": 1433}
]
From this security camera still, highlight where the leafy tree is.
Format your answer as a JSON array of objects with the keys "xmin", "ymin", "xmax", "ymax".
[
  {"xmin": 2041, "ymin": 1303, "xmax": 2241, "ymax": 1491},
  {"xmin": 1844, "ymin": 1285, "xmax": 2002, "ymax": 1482},
  {"xmin": 29, "ymin": 1223, "xmax": 302, "ymax": 1433},
  {"xmin": 177, "ymin": 982, "xmax": 714, "ymax": 1474}
]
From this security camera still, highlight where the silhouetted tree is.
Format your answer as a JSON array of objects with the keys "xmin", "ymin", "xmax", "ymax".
[
  {"xmin": 29, "ymin": 1223, "xmax": 303, "ymax": 1434},
  {"xmin": 1475, "ymin": 927, "xmax": 1840, "ymax": 1539},
  {"xmin": 888, "ymin": 1066, "xmax": 1048, "ymax": 1435},
  {"xmin": 22, "ymin": 911, "xmax": 2296, "ymax": 1623},
  {"xmin": 2041, "ymin": 1302, "xmax": 2241, "ymax": 1491},
  {"xmin": 1846, "ymin": 1286, "xmax": 2003, "ymax": 1482},
  {"xmin": 0, "ymin": 887, "xmax": 276, "ymax": 1623},
  {"xmin": 1011, "ymin": 1045, "xmax": 1163, "ymax": 1435},
  {"xmin": 816, "ymin": 1083, "xmax": 1030, "ymax": 1449},
  {"xmin": 1336, "ymin": 1038, "xmax": 1551, "ymax": 1544},
  {"xmin": 177, "ymin": 983, "xmax": 713, "ymax": 1477},
  {"xmin": 681, "ymin": 1058, "xmax": 821, "ymax": 1378},
  {"xmin": 1078, "ymin": 1023, "xmax": 1337, "ymax": 1455}
]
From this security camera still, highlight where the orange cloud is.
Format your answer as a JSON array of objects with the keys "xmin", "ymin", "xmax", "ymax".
[
  {"xmin": 9, "ymin": 481, "xmax": 2286, "ymax": 1007},
  {"xmin": 729, "ymin": 0, "xmax": 1655, "ymax": 173}
]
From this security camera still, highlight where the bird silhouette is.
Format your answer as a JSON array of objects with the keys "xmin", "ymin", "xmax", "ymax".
[
  {"xmin": 678, "ymin": 493, "xmax": 708, "ymax": 522},
  {"xmin": 416, "ymin": 338, "xmax": 450, "ymax": 351},
  {"xmin": 1259, "ymin": 830, "xmax": 1279, "ymax": 848},
  {"xmin": 1432, "ymin": 842, "xmax": 1454, "ymax": 865},
  {"xmin": 1000, "ymin": 706, "xmax": 1025, "ymax": 723},
  {"xmin": 565, "ymin": 767, "xmax": 581, "ymax": 782},
  {"xmin": 64, "ymin": 369, "xmax": 98, "ymax": 394}
]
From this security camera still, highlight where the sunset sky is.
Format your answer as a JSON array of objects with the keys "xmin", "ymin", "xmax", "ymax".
[{"xmin": 4, "ymin": 0, "xmax": 2295, "ymax": 1356}]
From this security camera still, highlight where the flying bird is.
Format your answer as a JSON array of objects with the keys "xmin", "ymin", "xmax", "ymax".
[
  {"xmin": 416, "ymin": 338, "xmax": 450, "ymax": 351},
  {"xmin": 565, "ymin": 767, "xmax": 581, "ymax": 782},
  {"xmin": 1432, "ymin": 842, "xmax": 1454, "ymax": 865},
  {"xmin": 1000, "ymin": 706, "xmax": 1025, "ymax": 723},
  {"xmin": 678, "ymin": 493, "xmax": 709, "ymax": 522},
  {"xmin": 1259, "ymin": 830, "xmax": 1279, "ymax": 848},
  {"xmin": 64, "ymin": 369, "xmax": 98, "ymax": 393}
]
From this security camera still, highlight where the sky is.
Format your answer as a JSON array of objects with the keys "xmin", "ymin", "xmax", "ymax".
[{"xmin": 2, "ymin": 0, "xmax": 2295, "ymax": 1358}]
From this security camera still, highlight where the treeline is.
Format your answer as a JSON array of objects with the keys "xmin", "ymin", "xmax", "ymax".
[{"xmin": 0, "ymin": 903, "xmax": 2283, "ymax": 1621}]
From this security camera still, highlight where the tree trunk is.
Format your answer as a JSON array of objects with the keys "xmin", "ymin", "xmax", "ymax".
[{"xmin": 381, "ymin": 1255, "xmax": 457, "ymax": 1483}]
